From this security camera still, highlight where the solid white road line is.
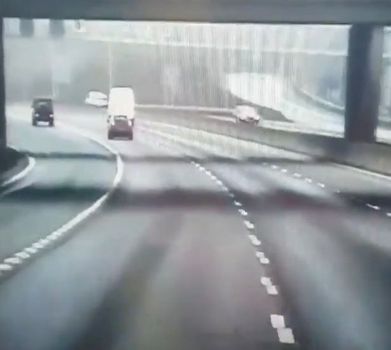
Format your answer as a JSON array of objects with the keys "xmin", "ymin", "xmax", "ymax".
[
  {"xmin": 336, "ymin": 163, "xmax": 391, "ymax": 183},
  {"xmin": 1, "ymin": 154, "xmax": 36, "ymax": 188},
  {"xmin": 0, "ymin": 156, "xmax": 36, "ymax": 200}
]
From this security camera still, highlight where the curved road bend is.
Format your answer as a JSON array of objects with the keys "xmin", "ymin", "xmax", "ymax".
[{"xmin": 0, "ymin": 106, "xmax": 293, "ymax": 350}]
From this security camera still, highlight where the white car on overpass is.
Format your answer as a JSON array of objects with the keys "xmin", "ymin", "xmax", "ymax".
[
  {"xmin": 85, "ymin": 91, "xmax": 108, "ymax": 108},
  {"xmin": 233, "ymin": 105, "xmax": 261, "ymax": 125}
]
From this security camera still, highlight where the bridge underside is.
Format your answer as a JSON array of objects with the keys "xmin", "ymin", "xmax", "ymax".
[
  {"xmin": 0, "ymin": 3, "xmax": 389, "ymax": 156},
  {"xmin": 2, "ymin": 0, "xmax": 391, "ymax": 24}
]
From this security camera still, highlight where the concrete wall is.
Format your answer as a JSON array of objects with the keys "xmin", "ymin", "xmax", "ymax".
[{"xmin": 140, "ymin": 112, "xmax": 391, "ymax": 175}]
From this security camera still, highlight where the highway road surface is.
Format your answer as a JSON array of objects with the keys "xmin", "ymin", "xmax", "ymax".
[{"xmin": 1, "ymin": 104, "xmax": 391, "ymax": 350}]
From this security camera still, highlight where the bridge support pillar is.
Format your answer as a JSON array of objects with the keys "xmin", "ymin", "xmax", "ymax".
[
  {"xmin": 0, "ymin": 18, "xmax": 6, "ymax": 163},
  {"xmin": 345, "ymin": 24, "xmax": 384, "ymax": 142}
]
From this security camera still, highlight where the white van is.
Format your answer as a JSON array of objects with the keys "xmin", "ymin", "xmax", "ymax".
[{"xmin": 107, "ymin": 87, "xmax": 135, "ymax": 140}]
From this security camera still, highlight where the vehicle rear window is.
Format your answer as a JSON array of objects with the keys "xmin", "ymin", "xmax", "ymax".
[
  {"xmin": 33, "ymin": 99, "xmax": 53, "ymax": 109},
  {"xmin": 114, "ymin": 115, "xmax": 128, "ymax": 121}
]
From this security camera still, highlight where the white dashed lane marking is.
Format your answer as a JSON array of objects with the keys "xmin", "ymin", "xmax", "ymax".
[
  {"xmin": 24, "ymin": 247, "xmax": 37, "ymax": 254},
  {"xmin": 189, "ymin": 160, "xmax": 295, "ymax": 345},
  {"xmin": 215, "ymin": 179, "xmax": 223, "ymax": 186},
  {"xmin": 0, "ymin": 264, "xmax": 12, "ymax": 271},
  {"xmin": 4, "ymin": 257, "xmax": 22, "ymax": 265},
  {"xmin": 270, "ymin": 315, "xmax": 296, "ymax": 344},
  {"xmin": 260, "ymin": 277, "xmax": 279, "ymax": 295},
  {"xmin": 305, "ymin": 178, "xmax": 313, "ymax": 183},
  {"xmin": 271, "ymin": 314, "xmax": 286, "ymax": 328},
  {"xmin": 256, "ymin": 251, "xmax": 270, "ymax": 265},
  {"xmin": 387, "ymin": 212, "xmax": 391, "ymax": 217},
  {"xmin": 15, "ymin": 252, "xmax": 30, "ymax": 260},
  {"xmin": 248, "ymin": 234, "xmax": 262, "ymax": 246},
  {"xmin": 266, "ymin": 285, "xmax": 279, "ymax": 295},
  {"xmin": 260, "ymin": 277, "xmax": 273, "ymax": 287},
  {"xmin": 293, "ymin": 173, "xmax": 301, "ymax": 178},
  {"xmin": 32, "ymin": 242, "xmax": 44, "ymax": 249},
  {"xmin": 238, "ymin": 208, "xmax": 248, "ymax": 217},
  {"xmin": 244, "ymin": 220, "xmax": 255, "ymax": 230},
  {"xmin": 317, "ymin": 182, "xmax": 326, "ymax": 188},
  {"xmin": 366, "ymin": 203, "xmax": 381, "ymax": 211},
  {"xmin": 277, "ymin": 328, "xmax": 295, "ymax": 344}
]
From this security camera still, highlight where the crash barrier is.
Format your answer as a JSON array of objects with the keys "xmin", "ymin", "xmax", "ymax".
[
  {"xmin": 137, "ymin": 111, "xmax": 391, "ymax": 176},
  {"xmin": 293, "ymin": 85, "xmax": 345, "ymax": 114}
]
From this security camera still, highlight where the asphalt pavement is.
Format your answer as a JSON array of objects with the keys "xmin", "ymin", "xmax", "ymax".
[{"xmin": 1, "ymin": 103, "xmax": 391, "ymax": 350}]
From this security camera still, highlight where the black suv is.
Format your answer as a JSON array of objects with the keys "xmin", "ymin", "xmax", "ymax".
[
  {"xmin": 32, "ymin": 98, "xmax": 54, "ymax": 127},
  {"xmin": 107, "ymin": 115, "xmax": 134, "ymax": 140}
]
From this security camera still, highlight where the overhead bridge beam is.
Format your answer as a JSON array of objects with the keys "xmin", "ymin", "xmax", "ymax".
[
  {"xmin": 1, "ymin": 0, "xmax": 391, "ymax": 24},
  {"xmin": 0, "ymin": 19, "xmax": 5, "ymax": 158}
]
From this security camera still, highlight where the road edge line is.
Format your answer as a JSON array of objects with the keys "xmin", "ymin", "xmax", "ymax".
[
  {"xmin": 0, "ymin": 122, "xmax": 123, "ymax": 279},
  {"xmin": 1, "ymin": 150, "xmax": 36, "ymax": 188}
]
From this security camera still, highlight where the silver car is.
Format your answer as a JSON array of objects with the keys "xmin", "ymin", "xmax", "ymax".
[{"xmin": 233, "ymin": 105, "xmax": 260, "ymax": 124}]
